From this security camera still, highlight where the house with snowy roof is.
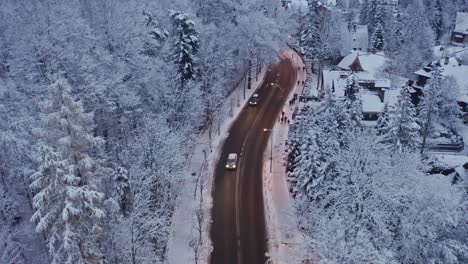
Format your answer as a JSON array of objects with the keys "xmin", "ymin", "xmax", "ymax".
[
  {"xmin": 321, "ymin": 51, "xmax": 395, "ymax": 121},
  {"xmin": 451, "ymin": 12, "xmax": 468, "ymax": 44}
]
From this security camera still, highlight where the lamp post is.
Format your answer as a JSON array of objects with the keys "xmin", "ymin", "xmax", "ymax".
[{"xmin": 263, "ymin": 128, "xmax": 273, "ymax": 172}]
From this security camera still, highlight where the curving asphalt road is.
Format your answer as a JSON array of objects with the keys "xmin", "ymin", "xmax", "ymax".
[{"xmin": 210, "ymin": 57, "xmax": 296, "ymax": 264}]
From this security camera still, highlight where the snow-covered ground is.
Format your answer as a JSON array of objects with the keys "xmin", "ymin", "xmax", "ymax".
[
  {"xmin": 167, "ymin": 64, "xmax": 266, "ymax": 264},
  {"xmin": 263, "ymin": 49, "xmax": 308, "ymax": 264}
]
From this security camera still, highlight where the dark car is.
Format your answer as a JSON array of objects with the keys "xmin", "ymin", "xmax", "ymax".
[{"xmin": 248, "ymin": 93, "xmax": 259, "ymax": 106}]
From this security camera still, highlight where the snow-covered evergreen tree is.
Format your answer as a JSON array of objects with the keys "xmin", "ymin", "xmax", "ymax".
[
  {"xmin": 387, "ymin": 85, "xmax": 421, "ymax": 152},
  {"xmin": 428, "ymin": 0, "xmax": 443, "ymax": 39},
  {"xmin": 384, "ymin": 10, "xmax": 403, "ymax": 56},
  {"xmin": 371, "ymin": 22, "xmax": 385, "ymax": 50},
  {"xmin": 30, "ymin": 78, "xmax": 106, "ymax": 264},
  {"xmin": 170, "ymin": 10, "xmax": 200, "ymax": 85},
  {"xmin": 343, "ymin": 73, "xmax": 362, "ymax": 126},
  {"xmin": 112, "ymin": 166, "xmax": 130, "ymax": 216},
  {"xmin": 360, "ymin": 0, "xmax": 379, "ymax": 33},
  {"xmin": 391, "ymin": 1, "xmax": 435, "ymax": 77},
  {"xmin": 359, "ymin": 0, "xmax": 370, "ymax": 25},
  {"xmin": 289, "ymin": 134, "xmax": 323, "ymax": 200},
  {"xmin": 344, "ymin": 72, "xmax": 360, "ymax": 100},
  {"xmin": 376, "ymin": 103, "xmax": 390, "ymax": 136},
  {"xmin": 300, "ymin": 0, "xmax": 325, "ymax": 60}
]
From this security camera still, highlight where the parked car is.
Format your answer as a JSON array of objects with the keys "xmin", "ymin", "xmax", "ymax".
[
  {"xmin": 248, "ymin": 93, "xmax": 259, "ymax": 106},
  {"xmin": 225, "ymin": 153, "xmax": 238, "ymax": 170}
]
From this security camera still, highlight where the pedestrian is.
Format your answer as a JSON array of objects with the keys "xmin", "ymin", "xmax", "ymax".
[
  {"xmin": 302, "ymin": 80, "xmax": 304, "ymax": 85},
  {"xmin": 287, "ymin": 118, "xmax": 290, "ymax": 124},
  {"xmin": 297, "ymin": 80, "xmax": 300, "ymax": 85},
  {"xmin": 282, "ymin": 111, "xmax": 285, "ymax": 117},
  {"xmin": 303, "ymin": 66, "xmax": 305, "ymax": 71}
]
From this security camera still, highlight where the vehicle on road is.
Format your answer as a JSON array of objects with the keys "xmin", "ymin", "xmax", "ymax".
[
  {"xmin": 248, "ymin": 93, "xmax": 259, "ymax": 106},
  {"xmin": 225, "ymin": 153, "xmax": 238, "ymax": 170}
]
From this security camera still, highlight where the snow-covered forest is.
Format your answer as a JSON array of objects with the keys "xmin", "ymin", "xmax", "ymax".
[
  {"xmin": 1, "ymin": 0, "xmax": 468, "ymax": 263},
  {"xmin": 0, "ymin": 0, "xmax": 291, "ymax": 263},
  {"xmin": 287, "ymin": 0, "xmax": 468, "ymax": 263}
]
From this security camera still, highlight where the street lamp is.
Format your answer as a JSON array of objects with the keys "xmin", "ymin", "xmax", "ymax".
[{"xmin": 263, "ymin": 128, "xmax": 273, "ymax": 172}]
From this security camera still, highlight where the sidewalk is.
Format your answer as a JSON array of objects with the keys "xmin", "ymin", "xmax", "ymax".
[
  {"xmin": 167, "ymin": 62, "xmax": 266, "ymax": 264},
  {"xmin": 263, "ymin": 49, "xmax": 312, "ymax": 263}
]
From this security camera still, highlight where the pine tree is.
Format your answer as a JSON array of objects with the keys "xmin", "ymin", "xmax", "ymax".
[
  {"xmin": 112, "ymin": 166, "xmax": 130, "ymax": 216},
  {"xmin": 312, "ymin": 108, "xmax": 340, "ymax": 202},
  {"xmin": 429, "ymin": 0, "xmax": 443, "ymax": 39},
  {"xmin": 359, "ymin": 0, "xmax": 370, "ymax": 25},
  {"xmin": 344, "ymin": 72, "xmax": 360, "ymax": 100},
  {"xmin": 290, "ymin": 135, "xmax": 323, "ymax": 200},
  {"xmin": 371, "ymin": 22, "xmax": 385, "ymax": 50},
  {"xmin": 360, "ymin": 0, "xmax": 379, "ymax": 33},
  {"xmin": 387, "ymin": 85, "xmax": 421, "ymax": 152},
  {"xmin": 376, "ymin": 103, "xmax": 390, "ymax": 136},
  {"xmin": 300, "ymin": 0, "xmax": 325, "ymax": 60},
  {"xmin": 170, "ymin": 10, "xmax": 200, "ymax": 85},
  {"xmin": 30, "ymin": 78, "xmax": 106, "ymax": 264},
  {"xmin": 384, "ymin": 11, "xmax": 403, "ymax": 56}
]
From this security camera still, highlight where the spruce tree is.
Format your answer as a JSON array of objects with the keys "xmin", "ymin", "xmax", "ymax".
[
  {"xmin": 429, "ymin": 0, "xmax": 443, "ymax": 39},
  {"xmin": 170, "ymin": 10, "xmax": 200, "ymax": 85},
  {"xmin": 30, "ymin": 78, "xmax": 106, "ymax": 264},
  {"xmin": 359, "ymin": 0, "xmax": 370, "ymax": 25},
  {"xmin": 388, "ymin": 85, "xmax": 421, "ymax": 152},
  {"xmin": 384, "ymin": 10, "xmax": 403, "ymax": 56},
  {"xmin": 371, "ymin": 22, "xmax": 385, "ymax": 50},
  {"xmin": 113, "ymin": 166, "xmax": 130, "ymax": 216},
  {"xmin": 300, "ymin": 0, "xmax": 325, "ymax": 60},
  {"xmin": 376, "ymin": 103, "xmax": 390, "ymax": 136}
]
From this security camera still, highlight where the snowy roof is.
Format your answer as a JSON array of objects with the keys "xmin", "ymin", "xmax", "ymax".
[
  {"xmin": 373, "ymin": 79, "xmax": 391, "ymax": 88},
  {"xmin": 361, "ymin": 94, "xmax": 384, "ymax": 113},
  {"xmin": 414, "ymin": 69, "xmax": 432, "ymax": 78},
  {"xmin": 337, "ymin": 51, "xmax": 389, "ymax": 76},
  {"xmin": 322, "ymin": 70, "xmax": 392, "ymax": 97},
  {"xmin": 337, "ymin": 52, "xmax": 360, "ymax": 70},
  {"xmin": 454, "ymin": 12, "xmax": 468, "ymax": 34}
]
